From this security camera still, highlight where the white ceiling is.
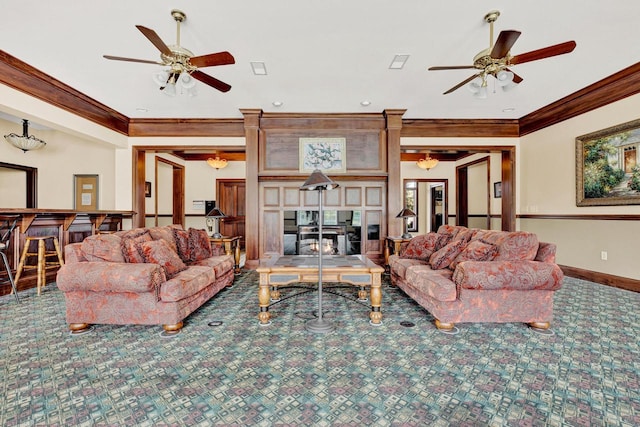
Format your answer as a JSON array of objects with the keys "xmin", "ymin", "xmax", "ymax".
[{"xmin": 2, "ymin": 0, "xmax": 640, "ymax": 121}]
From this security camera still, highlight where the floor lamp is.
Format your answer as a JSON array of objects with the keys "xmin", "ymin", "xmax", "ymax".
[{"xmin": 300, "ymin": 169, "xmax": 339, "ymax": 334}]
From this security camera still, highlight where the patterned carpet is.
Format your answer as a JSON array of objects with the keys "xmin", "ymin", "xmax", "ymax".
[{"xmin": 0, "ymin": 271, "xmax": 639, "ymax": 426}]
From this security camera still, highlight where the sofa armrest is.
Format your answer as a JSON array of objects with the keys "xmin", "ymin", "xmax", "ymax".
[
  {"xmin": 535, "ymin": 242, "xmax": 557, "ymax": 263},
  {"xmin": 452, "ymin": 260, "xmax": 563, "ymax": 291},
  {"xmin": 56, "ymin": 262, "xmax": 165, "ymax": 294}
]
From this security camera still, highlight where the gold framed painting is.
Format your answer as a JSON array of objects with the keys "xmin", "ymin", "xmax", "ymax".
[{"xmin": 576, "ymin": 118, "xmax": 640, "ymax": 206}]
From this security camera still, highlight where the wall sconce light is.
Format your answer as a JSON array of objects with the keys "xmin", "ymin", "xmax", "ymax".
[
  {"xmin": 416, "ymin": 156, "xmax": 439, "ymax": 171},
  {"xmin": 206, "ymin": 156, "xmax": 228, "ymax": 170}
]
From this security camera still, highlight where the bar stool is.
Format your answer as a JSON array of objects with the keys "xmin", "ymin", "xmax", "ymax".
[
  {"xmin": 14, "ymin": 235, "xmax": 64, "ymax": 296},
  {"xmin": 0, "ymin": 218, "xmax": 20, "ymax": 303}
]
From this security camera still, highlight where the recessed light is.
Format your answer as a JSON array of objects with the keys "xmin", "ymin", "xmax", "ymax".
[
  {"xmin": 272, "ymin": 101, "xmax": 283, "ymax": 107},
  {"xmin": 250, "ymin": 62, "xmax": 267, "ymax": 75},
  {"xmin": 389, "ymin": 54, "xmax": 410, "ymax": 69},
  {"xmin": 502, "ymin": 107, "xmax": 516, "ymax": 112},
  {"xmin": 136, "ymin": 107, "xmax": 149, "ymax": 112},
  {"xmin": 360, "ymin": 100, "xmax": 371, "ymax": 107}
]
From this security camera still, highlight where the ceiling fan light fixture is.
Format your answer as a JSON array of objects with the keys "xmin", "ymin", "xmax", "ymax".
[
  {"xmin": 496, "ymin": 70, "xmax": 514, "ymax": 85},
  {"xmin": 474, "ymin": 85, "xmax": 488, "ymax": 99},
  {"xmin": 467, "ymin": 77, "xmax": 484, "ymax": 94}
]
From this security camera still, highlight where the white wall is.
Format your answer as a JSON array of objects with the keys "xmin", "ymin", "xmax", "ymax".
[
  {"xmin": 520, "ymin": 93, "xmax": 640, "ymax": 279},
  {"xmin": 0, "ymin": 118, "xmax": 117, "ymax": 209}
]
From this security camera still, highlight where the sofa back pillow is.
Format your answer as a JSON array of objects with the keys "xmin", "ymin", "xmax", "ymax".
[
  {"xmin": 140, "ymin": 239, "xmax": 187, "ymax": 278},
  {"xmin": 449, "ymin": 239, "xmax": 498, "ymax": 270},
  {"xmin": 399, "ymin": 233, "xmax": 439, "ymax": 260},
  {"xmin": 148, "ymin": 225, "xmax": 179, "ymax": 254},
  {"xmin": 81, "ymin": 234, "xmax": 125, "ymax": 263},
  {"xmin": 435, "ymin": 225, "xmax": 469, "ymax": 250},
  {"xmin": 188, "ymin": 228, "xmax": 212, "ymax": 262},
  {"xmin": 172, "ymin": 227, "xmax": 192, "ymax": 262},
  {"xmin": 121, "ymin": 231, "xmax": 152, "ymax": 263},
  {"xmin": 429, "ymin": 239, "xmax": 466, "ymax": 270},
  {"xmin": 473, "ymin": 230, "xmax": 539, "ymax": 261}
]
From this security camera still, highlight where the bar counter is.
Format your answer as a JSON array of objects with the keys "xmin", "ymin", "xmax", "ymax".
[{"xmin": 0, "ymin": 209, "xmax": 134, "ymax": 296}]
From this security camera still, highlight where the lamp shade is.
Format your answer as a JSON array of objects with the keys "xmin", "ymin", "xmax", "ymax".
[
  {"xmin": 300, "ymin": 169, "xmax": 339, "ymax": 191},
  {"xmin": 205, "ymin": 207, "xmax": 226, "ymax": 218},
  {"xmin": 396, "ymin": 208, "xmax": 416, "ymax": 218},
  {"xmin": 4, "ymin": 119, "xmax": 46, "ymax": 152}
]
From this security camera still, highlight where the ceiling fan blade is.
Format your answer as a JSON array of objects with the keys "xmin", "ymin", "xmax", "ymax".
[
  {"xmin": 443, "ymin": 73, "xmax": 483, "ymax": 95},
  {"xmin": 103, "ymin": 55, "xmax": 164, "ymax": 65},
  {"xmin": 428, "ymin": 65, "xmax": 476, "ymax": 71},
  {"xmin": 190, "ymin": 51, "xmax": 235, "ymax": 68},
  {"xmin": 191, "ymin": 70, "xmax": 231, "ymax": 92},
  {"xmin": 510, "ymin": 40, "xmax": 576, "ymax": 65},
  {"xmin": 491, "ymin": 30, "xmax": 522, "ymax": 58},
  {"xmin": 136, "ymin": 25, "xmax": 172, "ymax": 56}
]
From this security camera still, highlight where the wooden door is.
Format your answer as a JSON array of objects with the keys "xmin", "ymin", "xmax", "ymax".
[{"xmin": 217, "ymin": 179, "xmax": 246, "ymax": 248}]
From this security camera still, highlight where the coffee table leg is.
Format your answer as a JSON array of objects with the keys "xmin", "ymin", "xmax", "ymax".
[
  {"xmin": 258, "ymin": 278, "xmax": 271, "ymax": 325},
  {"xmin": 369, "ymin": 279, "xmax": 382, "ymax": 325},
  {"xmin": 358, "ymin": 286, "xmax": 368, "ymax": 301}
]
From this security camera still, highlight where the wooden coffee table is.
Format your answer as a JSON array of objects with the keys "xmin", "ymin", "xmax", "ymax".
[{"xmin": 256, "ymin": 254, "xmax": 384, "ymax": 326}]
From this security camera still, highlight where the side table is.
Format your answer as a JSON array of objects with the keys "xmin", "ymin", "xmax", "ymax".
[
  {"xmin": 384, "ymin": 236, "xmax": 412, "ymax": 273},
  {"xmin": 210, "ymin": 236, "xmax": 242, "ymax": 274}
]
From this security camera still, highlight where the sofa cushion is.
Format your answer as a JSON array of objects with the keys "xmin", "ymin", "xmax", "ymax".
[
  {"xmin": 435, "ymin": 225, "xmax": 468, "ymax": 249},
  {"xmin": 81, "ymin": 234, "xmax": 125, "ymax": 263},
  {"xmin": 121, "ymin": 231, "xmax": 152, "ymax": 263},
  {"xmin": 404, "ymin": 264, "xmax": 457, "ymax": 301},
  {"xmin": 172, "ymin": 227, "xmax": 191, "ymax": 262},
  {"xmin": 188, "ymin": 228, "xmax": 212, "ymax": 262},
  {"xmin": 140, "ymin": 239, "xmax": 187, "ymax": 279},
  {"xmin": 191, "ymin": 255, "xmax": 235, "ymax": 279},
  {"xmin": 388, "ymin": 255, "xmax": 429, "ymax": 279},
  {"xmin": 472, "ymin": 230, "xmax": 539, "ymax": 261},
  {"xmin": 159, "ymin": 265, "xmax": 216, "ymax": 302},
  {"xmin": 399, "ymin": 233, "xmax": 439, "ymax": 260},
  {"xmin": 148, "ymin": 225, "xmax": 178, "ymax": 254},
  {"xmin": 450, "ymin": 239, "xmax": 498, "ymax": 270},
  {"xmin": 429, "ymin": 239, "xmax": 466, "ymax": 270}
]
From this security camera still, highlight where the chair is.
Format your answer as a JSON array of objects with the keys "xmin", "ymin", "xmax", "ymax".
[
  {"xmin": 0, "ymin": 217, "xmax": 20, "ymax": 302},
  {"xmin": 14, "ymin": 235, "xmax": 64, "ymax": 296}
]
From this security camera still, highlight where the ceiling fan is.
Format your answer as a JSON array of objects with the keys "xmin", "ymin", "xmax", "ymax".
[
  {"xmin": 103, "ymin": 9, "xmax": 235, "ymax": 93},
  {"xmin": 428, "ymin": 10, "xmax": 576, "ymax": 95}
]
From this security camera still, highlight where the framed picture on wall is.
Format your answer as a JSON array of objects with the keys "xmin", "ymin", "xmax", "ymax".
[
  {"xmin": 299, "ymin": 137, "xmax": 347, "ymax": 173},
  {"xmin": 494, "ymin": 182, "xmax": 502, "ymax": 198},
  {"xmin": 145, "ymin": 181, "xmax": 152, "ymax": 198},
  {"xmin": 576, "ymin": 118, "xmax": 640, "ymax": 206},
  {"xmin": 74, "ymin": 174, "xmax": 99, "ymax": 211}
]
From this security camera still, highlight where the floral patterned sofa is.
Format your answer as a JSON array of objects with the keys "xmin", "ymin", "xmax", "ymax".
[
  {"xmin": 389, "ymin": 225, "xmax": 563, "ymax": 331},
  {"xmin": 56, "ymin": 225, "xmax": 235, "ymax": 335}
]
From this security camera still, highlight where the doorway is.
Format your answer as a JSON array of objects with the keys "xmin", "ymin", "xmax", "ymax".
[
  {"xmin": 217, "ymin": 179, "xmax": 246, "ymax": 248},
  {"xmin": 403, "ymin": 179, "xmax": 448, "ymax": 234}
]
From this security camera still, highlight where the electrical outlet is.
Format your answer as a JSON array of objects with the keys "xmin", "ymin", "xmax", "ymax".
[{"xmin": 601, "ymin": 251, "xmax": 608, "ymax": 261}]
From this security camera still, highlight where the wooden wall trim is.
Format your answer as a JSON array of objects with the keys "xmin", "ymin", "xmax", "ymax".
[
  {"xmin": 519, "ymin": 214, "xmax": 640, "ymax": 221},
  {"xmin": 128, "ymin": 118, "xmax": 244, "ymax": 137},
  {"xmin": 259, "ymin": 112, "xmax": 386, "ymax": 130},
  {"xmin": 560, "ymin": 264, "xmax": 639, "ymax": 293},
  {"xmin": 401, "ymin": 119, "xmax": 520, "ymax": 137},
  {"xmin": 0, "ymin": 50, "xmax": 129, "ymax": 135},
  {"xmin": 519, "ymin": 62, "xmax": 640, "ymax": 136}
]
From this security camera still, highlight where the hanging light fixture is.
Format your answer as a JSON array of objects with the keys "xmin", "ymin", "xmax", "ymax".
[
  {"xmin": 4, "ymin": 119, "xmax": 46, "ymax": 152},
  {"xmin": 206, "ymin": 156, "xmax": 228, "ymax": 170},
  {"xmin": 416, "ymin": 155, "xmax": 439, "ymax": 171}
]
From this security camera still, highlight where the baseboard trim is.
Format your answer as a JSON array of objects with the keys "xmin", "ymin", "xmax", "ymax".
[{"xmin": 559, "ymin": 264, "xmax": 640, "ymax": 293}]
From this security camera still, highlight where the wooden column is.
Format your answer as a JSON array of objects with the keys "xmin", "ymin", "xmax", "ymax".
[
  {"xmin": 241, "ymin": 109, "xmax": 263, "ymax": 268},
  {"xmin": 384, "ymin": 109, "xmax": 406, "ymax": 238},
  {"xmin": 502, "ymin": 148, "xmax": 516, "ymax": 231}
]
